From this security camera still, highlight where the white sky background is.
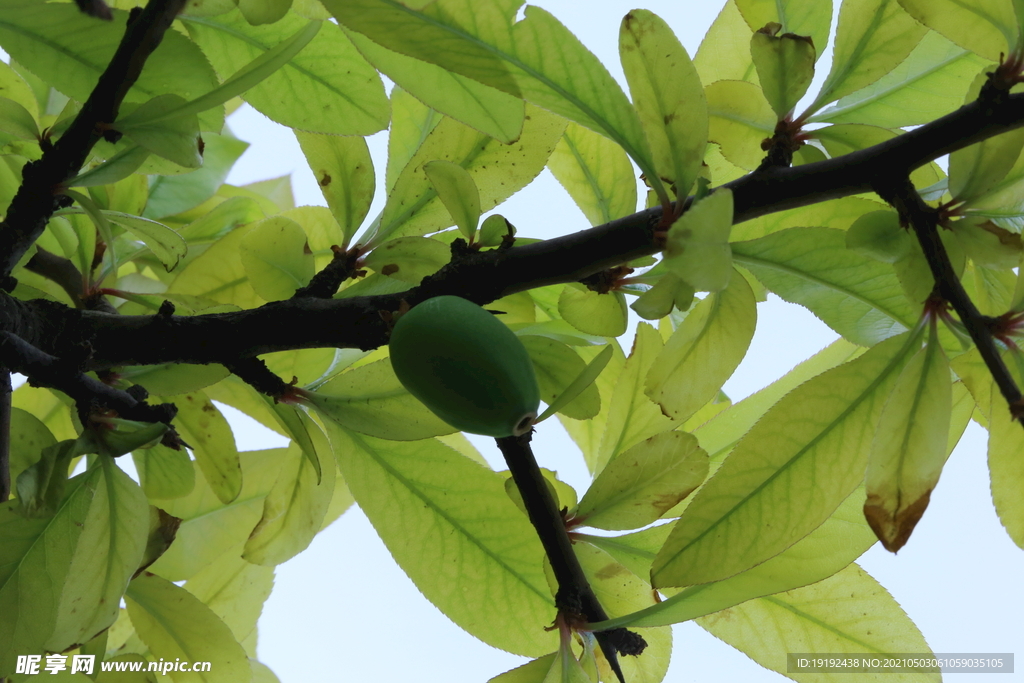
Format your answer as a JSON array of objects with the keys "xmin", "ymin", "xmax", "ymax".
[{"xmin": 217, "ymin": 2, "xmax": 1024, "ymax": 682}]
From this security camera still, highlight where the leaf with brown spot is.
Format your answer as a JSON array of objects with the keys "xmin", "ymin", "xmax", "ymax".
[
  {"xmin": 574, "ymin": 430, "xmax": 708, "ymax": 531},
  {"xmin": 863, "ymin": 328, "xmax": 951, "ymax": 552}
]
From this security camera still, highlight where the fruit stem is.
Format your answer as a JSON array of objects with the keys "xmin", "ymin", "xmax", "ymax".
[{"xmin": 496, "ymin": 432, "xmax": 645, "ymax": 682}]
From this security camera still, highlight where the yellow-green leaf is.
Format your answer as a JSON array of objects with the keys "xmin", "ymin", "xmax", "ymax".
[
  {"xmin": 575, "ymin": 431, "xmax": 708, "ymax": 531},
  {"xmin": 557, "ymin": 284, "xmax": 628, "ymax": 337},
  {"xmin": 239, "ymin": 216, "xmax": 314, "ymax": 301},
  {"xmin": 705, "ymin": 80, "xmax": 775, "ymax": 170},
  {"xmin": 327, "ymin": 424, "xmax": 556, "ymax": 656},
  {"xmin": 547, "ymin": 122, "xmax": 637, "ymax": 226},
  {"xmin": 750, "ymin": 28, "xmax": 816, "ymax": 118},
  {"xmin": 664, "ymin": 189, "xmax": 735, "ymax": 292},
  {"xmin": 165, "ymin": 391, "xmax": 241, "ymax": 506},
  {"xmin": 424, "ymin": 159, "xmax": 481, "ymax": 242},
  {"xmin": 645, "ymin": 272, "xmax": 756, "ymax": 423},
  {"xmin": 295, "ymin": 131, "xmax": 374, "ymax": 247},
  {"xmin": 243, "ymin": 441, "xmax": 336, "ymax": 565},
  {"xmin": 897, "ymin": 0, "xmax": 1018, "ymax": 62},
  {"xmin": 126, "ymin": 572, "xmax": 250, "ymax": 683},
  {"xmin": 807, "ymin": 0, "xmax": 927, "ymax": 114},
  {"xmin": 736, "ymin": 0, "xmax": 832, "ymax": 59},
  {"xmin": 620, "ymin": 9, "xmax": 707, "ymax": 199},
  {"xmin": 652, "ymin": 331, "xmax": 917, "ymax": 587},
  {"xmin": 697, "ymin": 563, "xmax": 940, "ymax": 682},
  {"xmin": 988, "ymin": 383, "xmax": 1024, "ymax": 548},
  {"xmin": 864, "ymin": 330, "xmax": 952, "ymax": 552}
]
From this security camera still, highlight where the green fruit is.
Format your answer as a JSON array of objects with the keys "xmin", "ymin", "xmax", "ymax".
[{"xmin": 389, "ymin": 295, "xmax": 540, "ymax": 437}]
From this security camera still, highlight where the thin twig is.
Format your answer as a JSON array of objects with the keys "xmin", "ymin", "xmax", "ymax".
[
  {"xmin": 0, "ymin": 331, "xmax": 176, "ymax": 426},
  {"xmin": 496, "ymin": 432, "xmax": 645, "ymax": 683},
  {"xmin": 878, "ymin": 176, "xmax": 1024, "ymax": 425},
  {"xmin": 0, "ymin": 0, "xmax": 187, "ymax": 278}
]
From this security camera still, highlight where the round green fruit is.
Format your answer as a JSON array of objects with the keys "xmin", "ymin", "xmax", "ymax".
[{"xmin": 388, "ymin": 295, "xmax": 540, "ymax": 437}]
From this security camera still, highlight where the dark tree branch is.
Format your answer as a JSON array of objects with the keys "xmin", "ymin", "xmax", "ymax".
[
  {"xmin": 495, "ymin": 432, "xmax": 645, "ymax": 683},
  {"xmin": 293, "ymin": 245, "xmax": 364, "ymax": 299},
  {"xmin": 0, "ymin": 331, "xmax": 176, "ymax": 425},
  {"xmin": 223, "ymin": 357, "xmax": 291, "ymax": 397},
  {"xmin": 878, "ymin": 176, "xmax": 1024, "ymax": 424},
  {"xmin": 25, "ymin": 247, "xmax": 86, "ymax": 307},
  {"xmin": 0, "ymin": 0, "xmax": 187, "ymax": 278}
]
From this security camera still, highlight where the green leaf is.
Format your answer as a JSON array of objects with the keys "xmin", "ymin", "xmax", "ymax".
[
  {"xmin": 733, "ymin": 226, "xmax": 917, "ymax": 345},
  {"xmin": 326, "ymin": 424, "xmax": 556, "ymax": 657},
  {"xmin": 950, "ymin": 117, "xmax": 1024, "ymax": 203},
  {"xmin": 593, "ymin": 324, "xmax": 674, "ymax": 475},
  {"xmin": 116, "ymin": 95, "xmax": 202, "ymax": 169},
  {"xmin": 239, "ymin": 216, "xmax": 314, "ymax": 301},
  {"xmin": 168, "ymin": 223, "xmax": 264, "ymax": 309},
  {"xmin": 645, "ymin": 273, "xmax": 756, "ymax": 423},
  {"xmin": 148, "ymin": 450, "xmax": 284, "ymax": 580},
  {"xmin": 327, "ymin": 0, "xmax": 665, "ymax": 198},
  {"xmin": 524, "ymin": 337, "xmax": 606, "ymax": 422},
  {"xmin": 7, "ymin": 407, "xmax": 57, "ymax": 489},
  {"xmin": 620, "ymin": 9, "xmax": 707, "ymax": 199},
  {"xmin": 864, "ymin": 329, "xmax": 952, "ymax": 552},
  {"xmin": 243, "ymin": 441, "xmax": 336, "ymax": 566},
  {"xmin": 845, "ymin": 209, "xmax": 912, "ymax": 263},
  {"xmin": 166, "ymin": 391, "xmax": 241, "ymax": 505},
  {"xmin": 812, "ymin": 123, "xmax": 943, "ymax": 191},
  {"xmin": 811, "ymin": 31, "xmax": 989, "ymax": 127},
  {"xmin": 102, "ymin": 211, "xmax": 188, "ymax": 271},
  {"xmin": 144, "ymin": 133, "xmax": 249, "ymax": 219},
  {"xmin": 547, "ymin": 122, "xmax": 637, "ymax": 226},
  {"xmin": 301, "ymin": 358, "xmax": 457, "ymax": 440},
  {"xmin": 806, "ymin": 0, "xmax": 927, "ymax": 114},
  {"xmin": 705, "ymin": 80, "xmax": 775, "ymax": 170},
  {"xmin": 630, "ymin": 272, "xmax": 695, "ymax": 320},
  {"xmin": 557, "ymin": 342, "xmax": 628, "ymax": 474},
  {"xmin": 697, "ymin": 563, "xmax": 940, "ymax": 681},
  {"xmin": 48, "ymin": 458, "xmax": 149, "ymax": 651},
  {"xmin": 988, "ymin": 383, "xmax": 1024, "ymax": 549},
  {"xmin": 897, "ymin": 0, "xmax": 1018, "ymax": 62},
  {"xmin": 424, "ymin": 160, "xmax": 481, "ymax": 243},
  {"xmin": 735, "ymin": 0, "xmax": 833, "ymax": 59},
  {"xmin": 126, "ymin": 572, "xmax": 251, "ymax": 683},
  {"xmin": 363, "ymin": 236, "xmax": 450, "ymax": 284},
  {"xmin": 590, "ymin": 486, "xmax": 877, "ymax": 629},
  {"xmin": 0, "ymin": 4, "xmax": 223, "ymax": 132},
  {"xmin": 695, "ymin": 0, "xmax": 758, "ymax": 86},
  {"xmin": 344, "ymin": 26, "xmax": 524, "ymax": 143},
  {"xmin": 237, "ymin": 0, "xmax": 292, "ymax": 25},
  {"xmin": 575, "ymin": 431, "xmax": 708, "ymax": 531},
  {"xmin": 652, "ymin": 331, "xmax": 918, "ymax": 587},
  {"xmin": 68, "ymin": 145, "xmax": 151, "ymax": 188},
  {"xmin": 183, "ymin": 10, "xmax": 389, "ymax": 135},
  {"xmin": 750, "ymin": 28, "xmax": 816, "ymax": 118},
  {"xmin": 557, "ymin": 284, "xmax": 628, "ymax": 337},
  {"xmin": 0, "ymin": 95, "xmax": 38, "ymax": 140},
  {"xmin": 184, "ymin": 551, "xmax": 274, "ymax": 656},
  {"xmin": 366, "ymin": 105, "xmax": 565, "ymax": 247},
  {"xmin": 133, "ymin": 443, "xmax": 196, "ymax": 500},
  {"xmin": 950, "ymin": 217, "xmax": 1022, "ymax": 268},
  {"xmin": 0, "ymin": 478, "xmax": 90, "ymax": 674},
  {"xmin": 663, "ymin": 188, "xmax": 735, "ymax": 292},
  {"xmin": 732, "ymin": 196, "xmax": 886, "ymax": 241},
  {"xmin": 295, "ymin": 131, "xmax": 374, "ymax": 247}
]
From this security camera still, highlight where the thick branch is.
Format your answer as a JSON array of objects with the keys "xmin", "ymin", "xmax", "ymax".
[
  {"xmin": 8, "ymin": 88, "xmax": 1024, "ymax": 372},
  {"xmin": 879, "ymin": 177, "xmax": 1024, "ymax": 423},
  {"xmin": 0, "ymin": 331, "xmax": 176, "ymax": 425},
  {"xmin": 0, "ymin": 0, "xmax": 187, "ymax": 278},
  {"xmin": 495, "ymin": 433, "xmax": 645, "ymax": 683}
]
